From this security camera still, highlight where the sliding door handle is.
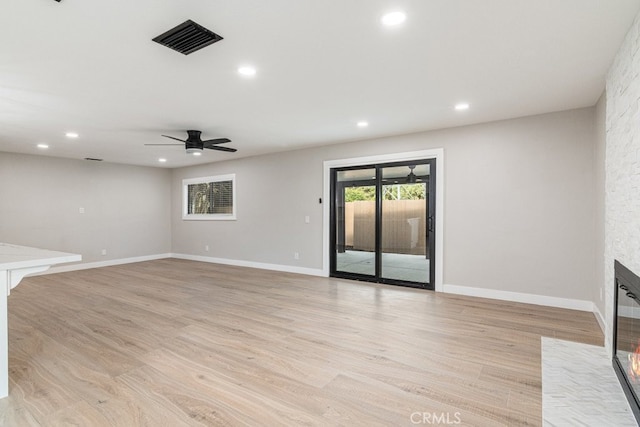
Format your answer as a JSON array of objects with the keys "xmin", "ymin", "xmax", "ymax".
[{"xmin": 427, "ymin": 216, "xmax": 434, "ymax": 232}]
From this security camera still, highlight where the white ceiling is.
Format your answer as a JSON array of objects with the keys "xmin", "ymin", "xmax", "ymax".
[{"xmin": 1, "ymin": 0, "xmax": 639, "ymax": 168}]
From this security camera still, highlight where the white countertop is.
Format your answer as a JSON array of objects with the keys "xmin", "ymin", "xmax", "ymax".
[
  {"xmin": 0, "ymin": 242, "xmax": 81, "ymax": 271},
  {"xmin": 0, "ymin": 242, "xmax": 82, "ymax": 399}
]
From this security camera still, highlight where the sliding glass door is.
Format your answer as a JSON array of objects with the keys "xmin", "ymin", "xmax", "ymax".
[
  {"xmin": 334, "ymin": 168, "xmax": 377, "ymax": 277},
  {"xmin": 330, "ymin": 159, "xmax": 435, "ymax": 289},
  {"xmin": 380, "ymin": 164, "xmax": 430, "ymax": 283}
]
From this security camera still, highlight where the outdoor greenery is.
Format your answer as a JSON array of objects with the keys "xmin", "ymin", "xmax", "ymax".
[
  {"xmin": 345, "ymin": 184, "xmax": 425, "ymax": 202},
  {"xmin": 344, "ymin": 186, "xmax": 376, "ymax": 202}
]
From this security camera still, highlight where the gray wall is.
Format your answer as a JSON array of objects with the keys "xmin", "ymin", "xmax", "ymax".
[
  {"xmin": 0, "ymin": 108, "xmax": 599, "ymax": 304},
  {"xmin": 0, "ymin": 152, "xmax": 172, "ymax": 264},
  {"xmin": 171, "ymin": 150, "xmax": 325, "ymax": 269},
  {"xmin": 172, "ymin": 107, "xmax": 598, "ymax": 302}
]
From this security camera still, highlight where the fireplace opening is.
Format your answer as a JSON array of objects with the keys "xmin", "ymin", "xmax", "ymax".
[{"xmin": 613, "ymin": 260, "xmax": 640, "ymax": 424}]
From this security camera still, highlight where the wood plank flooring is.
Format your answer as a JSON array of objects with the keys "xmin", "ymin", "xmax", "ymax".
[{"xmin": 0, "ymin": 259, "xmax": 603, "ymax": 426}]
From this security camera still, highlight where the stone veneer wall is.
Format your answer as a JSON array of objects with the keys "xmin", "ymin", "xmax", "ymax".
[{"xmin": 605, "ymin": 11, "xmax": 640, "ymax": 351}]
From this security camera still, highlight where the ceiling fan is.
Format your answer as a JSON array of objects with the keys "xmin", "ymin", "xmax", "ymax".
[
  {"xmin": 406, "ymin": 165, "xmax": 417, "ymax": 184},
  {"xmin": 145, "ymin": 130, "xmax": 237, "ymax": 154}
]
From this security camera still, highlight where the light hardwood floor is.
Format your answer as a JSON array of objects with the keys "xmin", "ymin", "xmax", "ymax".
[{"xmin": 0, "ymin": 259, "xmax": 602, "ymax": 426}]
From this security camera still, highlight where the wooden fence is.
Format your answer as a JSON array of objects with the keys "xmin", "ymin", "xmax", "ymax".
[{"xmin": 344, "ymin": 200, "xmax": 427, "ymax": 255}]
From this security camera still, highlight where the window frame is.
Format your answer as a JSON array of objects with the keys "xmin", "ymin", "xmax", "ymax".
[{"xmin": 182, "ymin": 174, "xmax": 236, "ymax": 221}]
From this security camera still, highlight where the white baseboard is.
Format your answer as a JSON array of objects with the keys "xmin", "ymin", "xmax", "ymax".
[
  {"xmin": 443, "ymin": 283, "xmax": 595, "ymax": 312},
  {"xmin": 35, "ymin": 253, "xmax": 173, "ymax": 275},
  {"xmin": 593, "ymin": 304, "xmax": 606, "ymax": 335},
  {"xmin": 36, "ymin": 252, "xmax": 324, "ymax": 278},
  {"xmin": 170, "ymin": 253, "xmax": 326, "ymax": 277}
]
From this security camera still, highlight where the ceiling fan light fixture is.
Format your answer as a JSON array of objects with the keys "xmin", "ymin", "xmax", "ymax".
[{"xmin": 186, "ymin": 147, "xmax": 203, "ymax": 154}]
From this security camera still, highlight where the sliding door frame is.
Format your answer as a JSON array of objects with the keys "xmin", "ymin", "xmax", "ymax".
[
  {"xmin": 330, "ymin": 159, "xmax": 435, "ymax": 289},
  {"xmin": 323, "ymin": 149, "xmax": 444, "ymax": 292}
]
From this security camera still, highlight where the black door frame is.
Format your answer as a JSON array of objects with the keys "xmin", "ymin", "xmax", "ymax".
[{"xmin": 330, "ymin": 159, "xmax": 436, "ymax": 290}]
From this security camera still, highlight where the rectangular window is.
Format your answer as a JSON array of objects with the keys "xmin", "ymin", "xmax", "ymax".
[{"xmin": 182, "ymin": 174, "xmax": 236, "ymax": 220}]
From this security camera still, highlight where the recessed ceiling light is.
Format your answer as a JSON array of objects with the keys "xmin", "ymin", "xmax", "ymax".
[
  {"xmin": 455, "ymin": 103, "xmax": 470, "ymax": 111},
  {"xmin": 65, "ymin": 132, "xmax": 79, "ymax": 138},
  {"xmin": 37, "ymin": 144, "xmax": 49, "ymax": 149},
  {"xmin": 158, "ymin": 158, "xmax": 167, "ymax": 163},
  {"xmin": 357, "ymin": 121, "xmax": 369, "ymax": 128},
  {"xmin": 381, "ymin": 11, "xmax": 406, "ymax": 27},
  {"xmin": 238, "ymin": 66, "xmax": 257, "ymax": 77},
  {"xmin": 192, "ymin": 152, "xmax": 202, "ymax": 156}
]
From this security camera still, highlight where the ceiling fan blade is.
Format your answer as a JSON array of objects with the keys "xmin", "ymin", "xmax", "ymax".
[
  {"xmin": 207, "ymin": 145, "xmax": 237, "ymax": 153},
  {"xmin": 202, "ymin": 138, "xmax": 231, "ymax": 146},
  {"xmin": 144, "ymin": 143, "xmax": 183, "ymax": 146},
  {"xmin": 161, "ymin": 135, "xmax": 187, "ymax": 143}
]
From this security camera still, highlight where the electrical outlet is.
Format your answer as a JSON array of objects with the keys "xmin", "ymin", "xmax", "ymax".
[
  {"xmin": 205, "ymin": 245, "xmax": 209, "ymax": 252},
  {"xmin": 305, "ymin": 215, "xmax": 310, "ymax": 224},
  {"xmin": 294, "ymin": 252, "xmax": 299, "ymax": 260},
  {"xmin": 79, "ymin": 207, "xmax": 85, "ymax": 214},
  {"xmin": 101, "ymin": 249, "xmax": 107, "ymax": 256}
]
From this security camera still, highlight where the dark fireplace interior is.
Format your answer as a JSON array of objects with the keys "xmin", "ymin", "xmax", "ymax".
[{"xmin": 613, "ymin": 260, "xmax": 640, "ymax": 424}]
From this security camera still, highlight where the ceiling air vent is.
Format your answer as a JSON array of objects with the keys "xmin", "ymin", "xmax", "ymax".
[{"xmin": 152, "ymin": 20, "xmax": 223, "ymax": 55}]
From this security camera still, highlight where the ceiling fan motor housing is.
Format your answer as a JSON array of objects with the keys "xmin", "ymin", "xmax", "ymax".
[
  {"xmin": 186, "ymin": 130, "xmax": 202, "ymax": 142},
  {"xmin": 185, "ymin": 130, "xmax": 204, "ymax": 152}
]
